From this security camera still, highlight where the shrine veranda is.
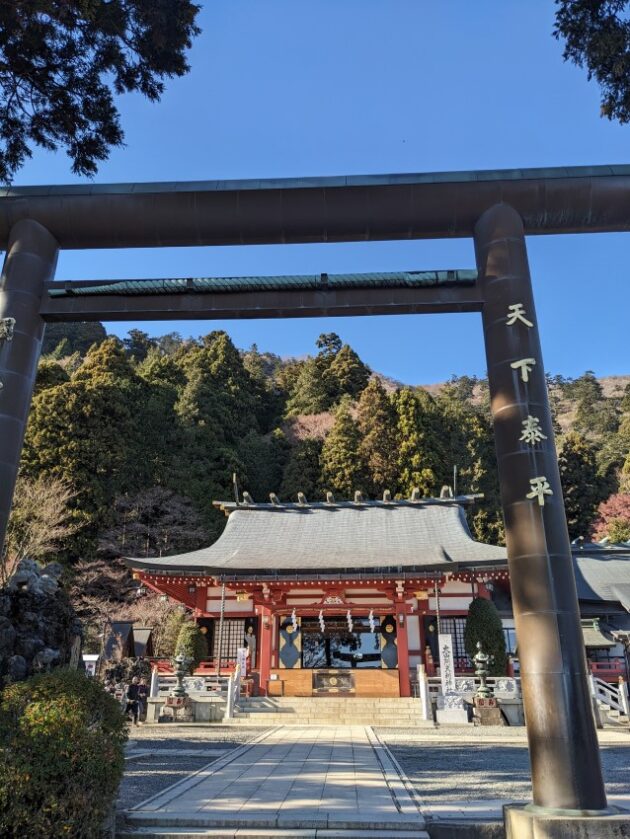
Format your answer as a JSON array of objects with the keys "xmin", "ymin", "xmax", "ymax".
[{"xmin": 3, "ymin": 164, "xmax": 630, "ymax": 814}]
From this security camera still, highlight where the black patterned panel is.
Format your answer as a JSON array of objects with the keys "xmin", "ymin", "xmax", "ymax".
[
  {"xmin": 312, "ymin": 669, "xmax": 355, "ymax": 694},
  {"xmin": 380, "ymin": 614, "xmax": 398, "ymax": 669},
  {"xmin": 278, "ymin": 616, "xmax": 302, "ymax": 669}
]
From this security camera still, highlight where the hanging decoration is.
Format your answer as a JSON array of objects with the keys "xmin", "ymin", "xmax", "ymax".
[
  {"xmin": 291, "ymin": 608, "xmax": 298, "ymax": 632},
  {"xmin": 318, "ymin": 609, "xmax": 326, "ymax": 633},
  {"xmin": 368, "ymin": 609, "xmax": 376, "ymax": 633},
  {"xmin": 346, "ymin": 609, "xmax": 353, "ymax": 633}
]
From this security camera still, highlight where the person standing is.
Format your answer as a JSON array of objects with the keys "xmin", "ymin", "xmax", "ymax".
[
  {"xmin": 137, "ymin": 677, "xmax": 149, "ymax": 723},
  {"xmin": 125, "ymin": 676, "xmax": 140, "ymax": 725}
]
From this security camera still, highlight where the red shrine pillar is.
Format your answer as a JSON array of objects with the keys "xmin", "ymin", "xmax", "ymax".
[
  {"xmin": 396, "ymin": 608, "xmax": 411, "ymax": 697},
  {"xmin": 257, "ymin": 606, "xmax": 273, "ymax": 696}
]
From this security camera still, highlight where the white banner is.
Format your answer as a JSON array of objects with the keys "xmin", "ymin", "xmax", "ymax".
[
  {"xmin": 438, "ymin": 633, "xmax": 456, "ymax": 694},
  {"xmin": 236, "ymin": 646, "xmax": 248, "ymax": 677}
]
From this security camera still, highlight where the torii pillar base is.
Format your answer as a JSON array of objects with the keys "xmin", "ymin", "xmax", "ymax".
[{"xmin": 505, "ymin": 804, "xmax": 630, "ymax": 839}]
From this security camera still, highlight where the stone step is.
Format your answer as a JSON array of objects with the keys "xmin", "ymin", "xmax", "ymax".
[
  {"xmin": 122, "ymin": 814, "xmax": 427, "ymax": 834},
  {"xmin": 231, "ymin": 720, "xmax": 424, "ymax": 725},
  {"xmin": 119, "ymin": 831, "xmax": 429, "ymax": 838},
  {"xmin": 234, "ymin": 715, "xmax": 423, "ymax": 721}
]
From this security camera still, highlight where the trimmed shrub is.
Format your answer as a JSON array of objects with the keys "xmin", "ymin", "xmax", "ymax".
[
  {"xmin": 0, "ymin": 668, "xmax": 127, "ymax": 838},
  {"xmin": 464, "ymin": 596, "xmax": 507, "ymax": 676},
  {"xmin": 175, "ymin": 620, "xmax": 208, "ymax": 670}
]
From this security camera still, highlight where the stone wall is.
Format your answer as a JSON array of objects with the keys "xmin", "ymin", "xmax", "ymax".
[{"xmin": 0, "ymin": 558, "xmax": 82, "ymax": 685}]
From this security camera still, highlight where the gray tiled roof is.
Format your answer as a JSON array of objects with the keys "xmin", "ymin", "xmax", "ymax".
[
  {"xmin": 126, "ymin": 501, "xmax": 507, "ymax": 576},
  {"xmin": 574, "ymin": 553, "xmax": 630, "ymax": 608}
]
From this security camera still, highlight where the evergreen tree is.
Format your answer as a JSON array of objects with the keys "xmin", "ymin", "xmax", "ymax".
[
  {"xmin": 391, "ymin": 388, "xmax": 441, "ymax": 498},
  {"xmin": 320, "ymin": 398, "xmax": 365, "ymax": 498},
  {"xmin": 41, "ymin": 322, "xmax": 107, "ymax": 356},
  {"xmin": 124, "ymin": 329, "xmax": 156, "ymax": 362},
  {"xmin": 237, "ymin": 430, "xmax": 289, "ymax": 501},
  {"xmin": 174, "ymin": 332, "xmax": 259, "ymax": 530},
  {"xmin": 136, "ymin": 350, "xmax": 186, "ymax": 487},
  {"xmin": 286, "ymin": 333, "xmax": 370, "ymax": 415},
  {"xmin": 34, "ymin": 359, "xmax": 70, "ymax": 394},
  {"xmin": 438, "ymin": 394, "xmax": 503, "ymax": 544},
  {"xmin": 280, "ymin": 438, "xmax": 323, "ymax": 501},
  {"xmin": 357, "ymin": 378, "xmax": 399, "ymax": 496},
  {"xmin": 464, "ymin": 597, "xmax": 507, "ymax": 676},
  {"xmin": 175, "ymin": 620, "xmax": 208, "ymax": 670},
  {"xmin": 328, "ymin": 345, "xmax": 371, "ymax": 401},
  {"xmin": 22, "ymin": 339, "xmax": 152, "ymax": 554},
  {"xmin": 159, "ymin": 609, "xmax": 188, "ymax": 658},
  {"xmin": 558, "ymin": 432, "xmax": 606, "ymax": 540}
]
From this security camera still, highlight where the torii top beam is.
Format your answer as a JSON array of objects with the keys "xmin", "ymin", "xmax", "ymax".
[{"xmin": 1, "ymin": 164, "xmax": 630, "ymax": 249}]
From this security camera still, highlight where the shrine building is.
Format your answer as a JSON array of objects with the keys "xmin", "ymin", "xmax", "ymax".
[
  {"xmin": 128, "ymin": 491, "xmax": 513, "ymax": 697},
  {"xmin": 127, "ymin": 491, "xmax": 630, "ymax": 695}
]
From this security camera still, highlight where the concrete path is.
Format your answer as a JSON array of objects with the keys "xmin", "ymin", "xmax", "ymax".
[{"xmin": 122, "ymin": 726, "xmax": 428, "ymax": 836}]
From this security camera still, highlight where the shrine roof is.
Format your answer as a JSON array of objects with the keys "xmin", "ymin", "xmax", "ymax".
[
  {"xmin": 574, "ymin": 549, "xmax": 630, "ymax": 610},
  {"xmin": 125, "ymin": 496, "xmax": 507, "ymax": 578}
]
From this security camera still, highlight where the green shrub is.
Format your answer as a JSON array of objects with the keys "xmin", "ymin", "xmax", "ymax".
[
  {"xmin": 0, "ymin": 668, "xmax": 127, "ymax": 839},
  {"xmin": 175, "ymin": 620, "xmax": 208, "ymax": 670},
  {"xmin": 464, "ymin": 596, "xmax": 507, "ymax": 676}
]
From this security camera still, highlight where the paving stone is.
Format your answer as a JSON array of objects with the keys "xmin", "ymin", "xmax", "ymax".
[{"xmin": 121, "ymin": 726, "xmax": 427, "ymax": 837}]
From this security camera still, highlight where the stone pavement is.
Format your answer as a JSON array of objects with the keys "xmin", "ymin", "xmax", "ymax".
[{"xmin": 121, "ymin": 725, "xmax": 429, "ymax": 837}]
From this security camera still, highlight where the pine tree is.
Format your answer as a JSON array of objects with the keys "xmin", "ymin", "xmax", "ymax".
[
  {"xmin": 438, "ymin": 394, "xmax": 503, "ymax": 544},
  {"xmin": 286, "ymin": 333, "xmax": 370, "ymax": 415},
  {"xmin": 391, "ymin": 388, "xmax": 441, "ymax": 498},
  {"xmin": 280, "ymin": 438, "xmax": 323, "ymax": 501},
  {"xmin": 320, "ymin": 398, "xmax": 365, "ymax": 498},
  {"xmin": 123, "ymin": 329, "xmax": 156, "ymax": 362},
  {"xmin": 559, "ymin": 432, "xmax": 606, "ymax": 540},
  {"xmin": 237, "ymin": 429, "xmax": 289, "ymax": 501},
  {"xmin": 464, "ymin": 597, "xmax": 507, "ymax": 676},
  {"xmin": 328, "ymin": 345, "xmax": 371, "ymax": 401},
  {"xmin": 357, "ymin": 378, "xmax": 398, "ymax": 495}
]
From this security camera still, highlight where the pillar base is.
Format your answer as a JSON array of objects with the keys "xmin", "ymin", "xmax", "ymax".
[{"xmin": 504, "ymin": 804, "xmax": 630, "ymax": 838}]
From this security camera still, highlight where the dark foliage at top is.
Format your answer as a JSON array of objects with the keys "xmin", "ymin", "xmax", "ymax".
[
  {"xmin": 555, "ymin": 0, "xmax": 630, "ymax": 122},
  {"xmin": 0, "ymin": 0, "xmax": 200, "ymax": 182}
]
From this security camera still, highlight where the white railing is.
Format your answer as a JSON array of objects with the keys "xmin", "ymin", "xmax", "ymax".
[
  {"xmin": 589, "ymin": 675, "xmax": 629, "ymax": 716},
  {"xmin": 154, "ymin": 674, "xmax": 230, "ymax": 697},
  {"xmin": 426, "ymin": 675, "xmax": 521, "ymax": 701},
  {"xmin": 223, "ymin": 659, "xmax": 243, "ymax": 720}
]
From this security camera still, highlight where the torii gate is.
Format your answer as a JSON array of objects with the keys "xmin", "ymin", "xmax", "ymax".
[{"xmin": 1, "ymin": 165, "xmax": 629, "ymax": 836}]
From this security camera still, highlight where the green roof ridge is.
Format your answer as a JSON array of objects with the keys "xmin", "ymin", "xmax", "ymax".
[{"xmin": 49, "ymin": 269, "xmax": 477, "ymax": 298}]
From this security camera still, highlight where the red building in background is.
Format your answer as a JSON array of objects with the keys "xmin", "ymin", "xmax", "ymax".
[{"xmin": 127, "ymin": 493, "xmax": 630, "ymax": 695}]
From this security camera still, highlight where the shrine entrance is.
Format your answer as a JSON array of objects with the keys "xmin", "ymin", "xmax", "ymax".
[
  {"xmin": 300, "ymin": 616, "xmax": 383, "ymax": 670},
  {"xmin": 1, "ymin": 164, "xmax": 625, "ymax": 821}
]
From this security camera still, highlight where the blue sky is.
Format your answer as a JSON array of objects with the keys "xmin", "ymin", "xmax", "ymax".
[{"xmin": 12, "ymin": 1, "xmax": 630, "ymax": 384}]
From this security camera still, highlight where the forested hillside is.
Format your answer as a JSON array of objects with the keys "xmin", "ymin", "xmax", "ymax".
[{"xmin": 8, "ymin": 324, "xmax": 630, "ymax": 576}]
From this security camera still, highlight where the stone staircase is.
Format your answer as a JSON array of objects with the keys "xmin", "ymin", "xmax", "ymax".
[{"xmin": 230, "ymin": 696, "xmax": 433, "ymax": 726}]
